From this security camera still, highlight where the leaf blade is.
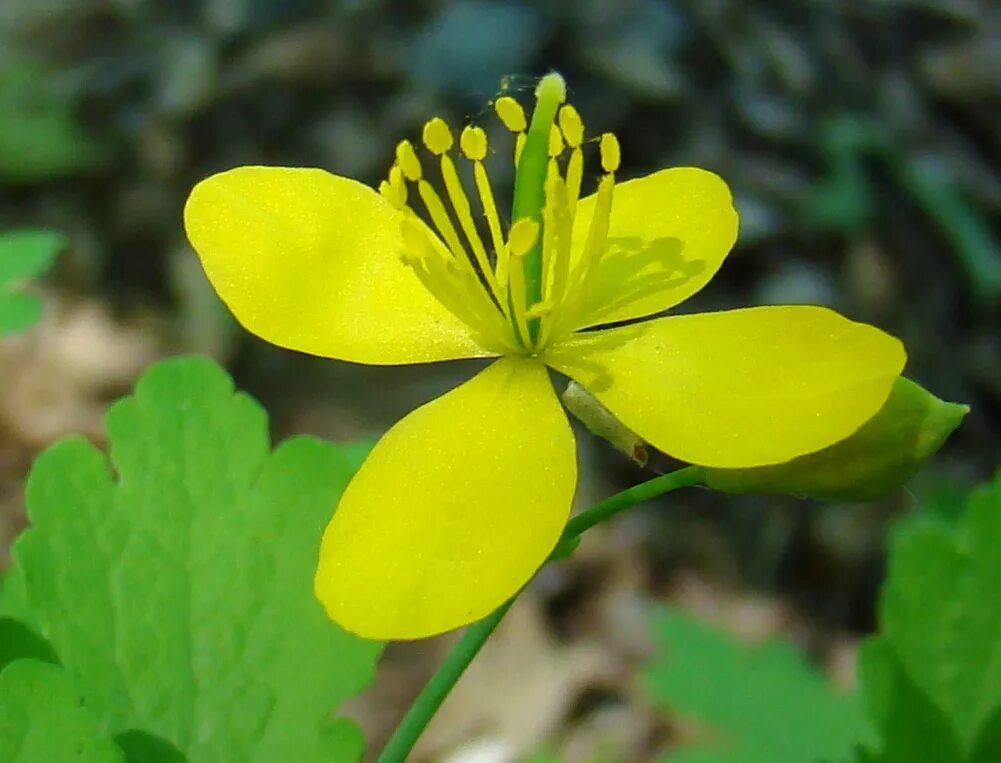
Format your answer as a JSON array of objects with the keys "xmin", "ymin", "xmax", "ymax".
[{"xmin": 4, "ymin": 357, "xmax": 382, "ymax": 762}]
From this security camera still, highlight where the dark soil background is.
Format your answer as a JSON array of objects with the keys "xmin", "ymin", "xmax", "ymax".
[{"xmin": 1, "ymin": 1, "xmax": 999, "ymax": 760}]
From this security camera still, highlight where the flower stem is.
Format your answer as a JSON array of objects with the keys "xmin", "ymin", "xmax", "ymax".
[
  {"xmin": 548, "ymin": 465, "xmax": 704, "ymax": 560},
  {"xmin": 375, "ymin": 599, "xmax": 513, "ymax": 763},
  {"xmin": 375, "ymin": 464, "xmax": 704, "ymax": 763}
]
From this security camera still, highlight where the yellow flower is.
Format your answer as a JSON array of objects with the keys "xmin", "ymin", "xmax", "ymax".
[{"xmin": 184, "ymin": 73, "xmax": 905, "ymax": 640}]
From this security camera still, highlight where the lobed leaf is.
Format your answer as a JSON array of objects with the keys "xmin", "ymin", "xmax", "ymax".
[
  {"xmin": 0, "ymin": 228, "xmax": 64, "ymax": 336},
  {"xmin": 1, "ymin": 357, "xmax": 383, "ymax": 762},
  {"xmin": 860, "ymin": 469, "xmax": 1001, "ymax": 759},
  {"xmin": 645, "ymin": 607, "xmax": 869, "ymax": 763},
  {"xmin": 0, "ymin": 659, "xmax": 124, "ymax": 762}
]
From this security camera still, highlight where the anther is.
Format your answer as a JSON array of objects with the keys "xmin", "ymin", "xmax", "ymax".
[
  {"xmin": 422, "ymin": 118, "xmax": 454, "ymax": 155},
  {"xmin": 508, "ymin": 218, "xmax": 540, "ymax": 258},
  {"xmin": 558, "ymin": 105, "xmax": 584, "ymax": 147},
  {"xmin": 599, "ymin": 133, "xmax": 620, "ymax": 173},
  {"xmin": 395, "ymin": 140, "xmax": 423, "ymax": 180},
  {"xmin": 378, "ymin": 180, "xmax": 396, "ymax": 206},
  {"xmin": 459, "ymin": 125, "xmax": 488, "ymax": 161},
  {"xmin": 379, "ymin": 165, "xmax": 408, "ymax": 208},
  {"xmin": 399, "ymin": 218, "xmax": 429, "ymax": 257},
  {"xmin": 494, "ymin": 96, "xmax": 527, "ymax": 132},
  {"xmin": 548, "ymin": 124, "xmax": 565, "ymax": 157},
  {"xmin": 525, "ymin": 300, "xmax": 554, "ymax": 320}
]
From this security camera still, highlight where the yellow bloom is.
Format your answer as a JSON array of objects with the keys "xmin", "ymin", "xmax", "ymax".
[{"xmin": 184, "ymin": 73, "xmax": 905, "ymax": 640}]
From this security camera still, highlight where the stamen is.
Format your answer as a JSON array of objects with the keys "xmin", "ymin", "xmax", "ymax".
[
  {"xmin": 557, "ymin": 105, "xmax": 584, "ymax": 148},
  {"xmin": 514, "ymin": 134, "xmax": 527, "ymax": 167},
  {"xmin": 494, "ymin": 96, "xmax": 527, "ymax": 132},
  {"xmin": 558, "ymin": 174, "xmax": 615, "ymax": 333},
  {"xmin": 416, "ymin": 179, "xmax": 470, "ymax": 267},
  {"xmin": 461, "ymin": 126, "xmax": 507, "ymax": 290},
  {"xmin": 508, "ymin": 217, "xmax": 539, "ymax": 258},
  {"xmin": 399, "ymin": 218, "xmax": 511, "ymax": 352},
  {"xmin": 438, "ymin": 150, "xmax": 503, "ymax": 303},
  {"xmin": 396, "ymin": 140, "xmax": 423, "ymax": 181},
  {"xmin": 559, "ymin": 105, "xmax": 585, "ymax": 217},
  {"xmin": 564, "ymin": 149, "xmax": 583, "ymax": 219},
  {"xmin": 422, "ymin": 117, "xmax": 454, "ymax": 154},
  {"xmin": 555, "ymin": 131, "xmax": 620, "ymax": 330},
  {"xmin": 494, "ymin": 94, "xmax": 528, "ymax": 167},
  {"xmin": 421, "ymin": 118, "xmax": 498, "ymax": 295},
  {"xmin": 379, "ymin": 164, "xmax": 407, "ymax": 209},
  {"xmin": 599, "ymin": 132, "xmax": 620, "ymax": 173},
  {"xmin": 538, "ymin": 169, "xmax": 573, "ymax": 347},
  {"xmin": 533, "ymin": 172, "xmax": 560, "ymax": 349},
  {"xmin": 506, "ymin": 218, "xmax": 539, "ymax": 347},
  {"xmin": 459, "ymin": 125, "xmax": 487, "ymax": 160},
  {"xmin": 399, "ymin": 222, "xmax": 480, "ymax": 332},
  {"xmin": 525, "ymin": 300, "xmax": 554, "ymax": 320},
  {"xmin": 387, "ymin": 73, "xmax": 626, "ymax": 355},
  {"xmin": 548, "ymin": 124, "xmax": 565, "ymax": 157}
]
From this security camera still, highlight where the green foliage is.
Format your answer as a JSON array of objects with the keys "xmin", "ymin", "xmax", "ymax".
[
  {"xmin": 0, "ymin": 357, "xmax": 383, "ymax": 762},
  {"xmin": 858, "ymin": 469, "xmax": 1001, "ymax": 762},
  {"xmin": 0, "ymin": 659, "xmax": 123, "ymax": 762},
  {"xmin": 805, "ymin": 115, "xmax": 1001, "ymax": 309},
  {"xmin": 646, "ymin": 467, "xmax": 1001, "ymax": 763},
  {"xmin": 0, "ymin": 617, "xmax": 58, "ymax": 672},
  {"xmin": 892, "ymin": 158, "xmax": 1001, "ymax": 309},
  {"xmin": 803, "ymin": 118, "xmax": 879, "ymax": 234},
  {"xmin": 705, "ymin": 377, "xmax": 967, "ymax": 501},
  {"xmin": 0, "ymin": 61, "xmax": 105, "ymax": 183},
  {"xmin": 0, "ymin": 228, "xmax": 63, "ymax": 336},
  {"xmin": 645, "ymin": 608, "xmax": 870, "ymax": 763}
]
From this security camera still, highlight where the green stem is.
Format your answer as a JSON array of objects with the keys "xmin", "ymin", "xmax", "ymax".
[
  {"xmin": 375, "ymin": 465, "xmax": 704, "ymax": 763},
  {"xmin": 375, "ymin": 599, "xmax": 513, "ymax": 763},
  {"xmin": 511, "ymin": 72, "xmax": 565, "ymax": 343},
  {"xmin": 551, "ymin": 465, "xmax": 704, "ymax": 559}
]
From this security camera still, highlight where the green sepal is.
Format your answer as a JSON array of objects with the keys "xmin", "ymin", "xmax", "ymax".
[{"xmin": 704, "ymin": 377, "xmax": 967, "ymax": 501}]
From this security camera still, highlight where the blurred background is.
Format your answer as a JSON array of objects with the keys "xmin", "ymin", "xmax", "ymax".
[{"xmin": 1, "ymin": 0, "xmax": 998, "ymax": 760}]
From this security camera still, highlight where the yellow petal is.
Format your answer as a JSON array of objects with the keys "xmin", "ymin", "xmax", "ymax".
[
  {"xmin": 565, "ymin": 167, "xmax": 738, "ymax": 329},
  {"xmin": 545, "ymin": 306, "xmax": 905, "ymax": 469},
  {"xmin": 184, "ymin": 166, "xmax": 492, "ymax": 364},
  {"xmin": 314, "ymin": 357, "xmax": 576, "ymax": 640}
]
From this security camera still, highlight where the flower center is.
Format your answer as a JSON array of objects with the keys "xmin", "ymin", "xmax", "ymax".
[{"xmin": 380, "ymin": 72, "xmax": 620, "ymax": 356}]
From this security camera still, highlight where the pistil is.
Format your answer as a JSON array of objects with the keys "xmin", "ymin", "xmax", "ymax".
[{"xmin": 510, "ymin": 72, "xmax": 566, "ymax": 344}]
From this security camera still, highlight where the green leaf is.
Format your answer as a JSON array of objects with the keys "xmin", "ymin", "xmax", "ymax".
[
  {"xmin": 969, "ymin": 707, "xmax": 1001, "ymax": 763},
  {"xmin": 704, "ymin": 378, "xmax": 967, "ymax": 501},
  {"xmin": 802, "ymin": 117, "xmax": 880, "ymax": 235},
  {"xmin": 645, "ymin": 608, "xmax": 870, "ymax": 763},
  {"xmin": 888, "ymin": 156, "xmax": 1001, "ymax": 309},
  {"xmin": 856, "ymin": 639, "xmax": 962, "ymax": 763},
  {"xmin": 0, "ymin": 61, "xmax": 105, "ymax": 183},
  {"xmin": 0, "ymin": 659, "xmax": 124, "ymax": 762},
  {"xmin": 2, "ymin": 357, "xmax": 383, "ymax": 762},
  {"xmin": 0, "ymin": 229, "xmax": 63, "ymax": 283},
  {"xmin": 861, "ymin": 469, "xmax": 1001, "ymax": 756},
  {"xmin": 0, "ymin": 228, "xmax": 64, "ymax": 336},
  {"xmin": 111, "ymin": 731, "xmax": 187, "ymax": 763},
  {"xmin": 0, "ymin": 617, "xmax": 58, "ymax": 672},
  {"xmin": 0, "ymin": 293, "xmax": 43, "ymax": 335}
]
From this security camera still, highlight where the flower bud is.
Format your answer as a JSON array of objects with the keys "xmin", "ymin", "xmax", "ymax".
[{"xmin": 704, "ymin": 377, "xmax": 967, "ymax": 501}]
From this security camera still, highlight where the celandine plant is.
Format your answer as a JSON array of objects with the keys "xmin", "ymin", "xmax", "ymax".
[{"xmin": 177, "ymin": 73, "xmax": 965, "ymax": 760}]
